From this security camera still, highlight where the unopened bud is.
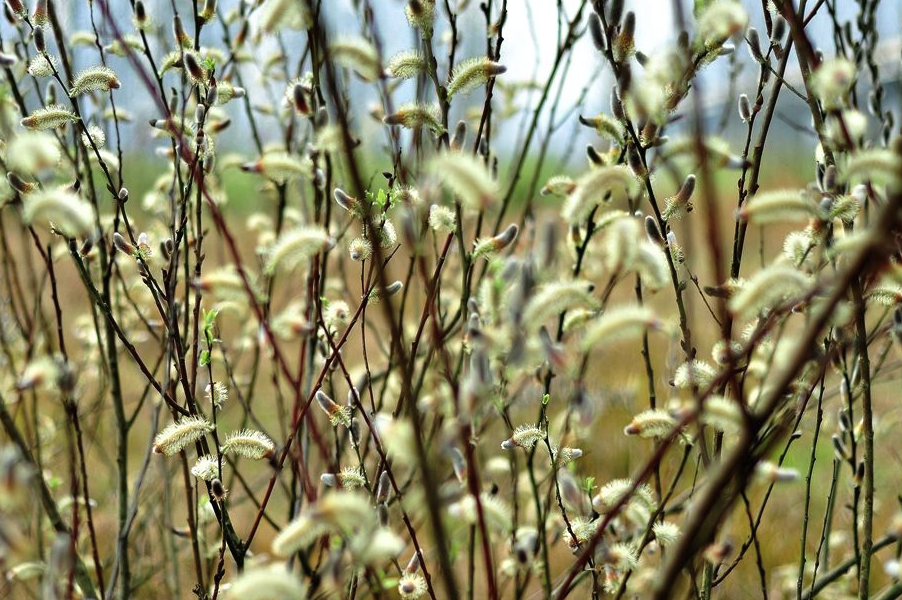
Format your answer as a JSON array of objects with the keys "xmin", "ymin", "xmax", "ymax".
[
  {"xmin": 449, "ymin": 446, "xmax": 467, "ymax": 483},
  {"xmin": 450, "ymin": 120, "xmax": 467, "ymax": 151},
  {"xmin": 173, "ymin": 15, "xmax": 190, "ymax": 47},
  {"xmin": 853, "ymin": 460, "xmax": 865, "ymax": 487},
  {"xmin": 627, "ymin": 144, "xmax": 646, "ymax": 178},
  {"xmin": 315, "ymin": 389, "xmax": 351, "ymax": 427},
  {"xmin": 33, "ymin": 25, "xmax": 45, "ymax": 53},
  {"xmin": 6, "ymin": 0, "xmax": 24, "ymax": 16},
  {"xmin": 376, "ymin": 470, "xmax": 391, "ymax": 503},
  {"xmin": 118, "ymin": 188, "xmax": 129, "ymax": 202},
  {"xmin": 112, "ymin": 232, "xmax": 134, "ymax": 255},
  {"xmin": 621, "ymin": 10, "xmax": 635, "ymax": 38},
  {"xmin": 823, "ymin": 164, "xmax": 838, "ymax": 193},
  {"xmin": 746, "ymin": 27, "xmax": 763, "ymax": 62},
  {"xmin": 134, "ymin": 1, "xmax": 147, "ymax": 24},
  {"xmin": 892, "ymin": 307, "xmax": 902, "ymax": 344},
  {"xmin": 292, "ymin": 83, "xmax": 309, "ymax": 115},
  {"xmin": 645, "ymin": 215, "xmax": 665, "ymax": 245},
  {"xmin": 183, "ymin": 52, "xmax": 206, "ymax": 82},
  {"xmin": 586, "ymin": 144, "xmax": 603, "ymax": 166},
  {"xmin": 383, "ymin": 280, "xmax": 403, "ymax": 297},
  {"xmin": 316, "ymin": 106, "xmax": 329, "ymax": 128},
  {"xmin": 832, "ymin": 434, "xmax": 849, "ymax": 461},
  {"xmin": 494, "ymin": 223, "xmax": 518, "ymax": 249},
  {"xmin": 7, "ymin": 172, "xmax": 34, "ymax": 194},
  {"xmin": 738, "ymin": 94, "xmax": 751, "ymax": 122},
  {"xmin": 770, "ymin": 16, "xmax": 787, "ymax": 46},
  {"xmin": 200, "ymin": 0, "xmax": 216, "ymax": 21},
  {"xmin": 588, "ymin": 14, "xmax": 605, "ymax": 51},
  {"xmin": 348, "ymin": 417, "xmax": 360, "ymax": 445},
  {"xmin": 79, "ymin": 231, "xmax": 95, "ymax": 256},
  {"xmin": 333, "ymin": 188, "xmax": 356, "ymax": 211},
  {"xmin": 608, "ymin": 0, "xmax": 624, "ymax": 26},
  {"xmin": 611, "ymin": 86, "xmax": 625, "ymax": 120},
  {"xmin": 211, "ymin": 478, "xmax": 227, "ymax": 501}
]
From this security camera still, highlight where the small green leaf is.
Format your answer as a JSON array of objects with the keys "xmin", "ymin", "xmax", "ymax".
[
  {"xmin": 200, "ymin": 349, "xmax": 211, "ymax": 366},
  {"xmin": 204, "ymin": 308, "xmax": 219, "ymax": 329},
  {"xmin": 584, "ymin": 476, "xmax": 596, "ymax": 494},
  {"xmin": 542, "ymin": 393, "xmax": 550, "ymax": 405}
]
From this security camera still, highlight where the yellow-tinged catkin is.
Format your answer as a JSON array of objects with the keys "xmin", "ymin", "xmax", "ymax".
[
  {"xmin": 755, "ymin": 461, "xmax": 799, "ymax": 483},
  {"xmin": 825, "ymin": 230, "xmax": 871, "ymax": 260},
  {"xmin": 321, "ymin": 466, "xmax": 367, "ymax": 489},
  {"xmin": 387, "ymin": 49, "xmax": 427, "ymax": 79},
  {"xmin": 20, "ymin": 105, "xmax": 78, "ymax": 130},
  {"xmin": 22, "ymin": 187, "xmax": 93, "ymax": 238},
  {"xmin": 582, "ymin": 305, "xmax": 662, "ymax": 351},
  {"xmin": 446, "ymin": 56, "xmax": 506, "ymax": 97},
  {"xmin": 225, "ymin": 565, "xmax": 306, "ymax": 600},
  {"xmin": 329, "ymin": 36, "xmax": 381, "ymax": 81},
  {"xmin": 563, "ymin": 165, "xmax": 637, "ymax": 224},
  {"xmin": 500, "ymin": 425, "xmax": 546, "ymax": 450},
  {"xmin": 448, "ymin": 493, "xmax": 512, "ymax": 532},
  {"xmin": 673, "ymin": 359, "xmax": 718, "ymax": 389},
  {"xmin": 398, "ymin": 572, "xmax": 428, "ymax": 600},
  {"xmin": 69, "ymin": 65, "xmax": 121, "ymax": 97},
  {"xmin": 696, "ymin": 1, "xmax": 748, "ymax": 45},
  {"xmin": 662, "ymin": 174, "xmax": 696, "ymax": 221},
  {"xmin": 427, "ymin": 152, "xmax": 497, "ymax": 210},
  {"xmin": 272, "ymin": 513, "xmax": 326, "ymax": 557},
  {"xmin": 81, "ymin": 124, "xmax": 106, "ymax": 149},
  {"xmin": 522, "ymin": 280, "xmax": 598, "ymax": 329},
  {"xmin": 350, "ymin": 527, "xmax": 406, "ymax": 565},
  {"xmin": 868, "ymin": 283, "xmax": 902, "ymax": 306},
  {"xmin": 607, "ymin": 543, "xmax": 639, "ymax": 571},
  {"xmin": 579, "ymin": 114, "xmax": 624, "ymax": 143},
  {"xmin": 383, "ymin": 102, "xmax": 443, "ymax": 133},
  {"xmin": 265, "ymin": 226, "xmax": 333, "ymax": 274},
  {"xmin": 472, "ymin": 224, "xmax": 518, "ymax": 258},
  {"xmin": 541, "ymin": 175, "xmax": 576, "ymax": 197},
  {"xmin": 593, "ymin": 479, "xmax": 655, "ymax": 514},
  {"xmin": 7, "ymin": 131, "xmax": 61, "ymax": 172},
  {"xmin": 739, "ymin": 189, "xmax": 821, "ymax": 224},
  {"xmin": 700, "ymin": 396, "xmax": 744, "ymax": 433},
  {"xmin": 153, "ymin": 416, "xmax": 213, "ymax": 456},
  {"xmin": 258, "ymin": 0, "xmax": 312, "ymax": 34},
  {"xmin": 624, "ymin": 409, "xmax": 678, "ymax": 438},
  {"xmin": 405, "ymin": 0, "xmax": 436, "ymax": 31},
  {"xmin": 241, "ymin": 151, "xmax": 314, "ymax": 183},
  {"xmin": 315, "ymin": 390, "xmax": 352, "ymax": 427},
  {"xmin": 27, "ymin": 54, "xmax": 57, "ymax": 77},
  {"xmin": 842, "ymin": 149, "xmax": 902, "ymax": 188},
  {"xmin": 728, "ymin": 264, "xmax": 812, "ymax": 317},
  {"xmin": 221, "ymin": 429, "xmax": 274, "ymax": 459},
  {"xmin": 810, "ymin": 58, "xmax": 856, "ymax": 109},
  {"xmin": 190, "ymin": 455, "xmax": 219, "ymax": 481},
  {"xmin": 653, "ymin": 521, "xmax": 681, "ymax": 547},
  {"xmin": 428, "ymin": 204, "xmax": 456, "ymax": 232},
  {"xmin": 636, "ymin": 239, "xmax": 670, "ymax": 289},
  {"xmin": 783, "ymin": 230, "xmax": 816, "ymax": 266},
  {"xmin": 315, "ymin": 490, "xmax": 375, "ymax": 531}
]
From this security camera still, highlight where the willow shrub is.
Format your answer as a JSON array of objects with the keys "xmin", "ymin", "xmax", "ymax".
[{"xmin": 1, "ymin": 0, "xmax": 902, "ymax": 599}]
